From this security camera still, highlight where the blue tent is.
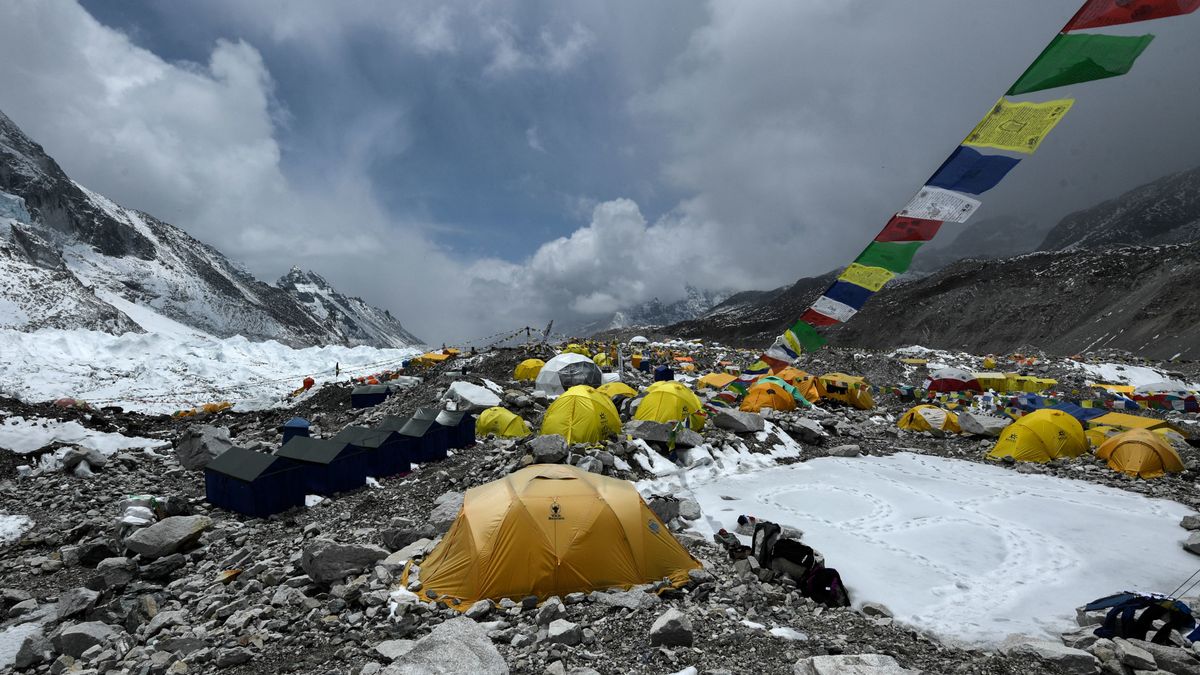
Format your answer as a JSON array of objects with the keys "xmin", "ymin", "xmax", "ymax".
[
  {"xmin": 637, "ymin": 361, "xmax": 652, "ymax": 373},
  {"xmin": 332, "ymin": 425, "xmax": 411, "ymax": 478},
  {"xmin": 654, "ymin": 365, "xmax": 674, "ymax": 382},
  {"xmin": 276, "ymin": 437, "xmax": 368, "ymax": 495},
  {"xmin": 351, "ymin": 384, "xmax": 392, "ymax": 409},
  {"xmin": 280, "ymin": 417, "xmax": 311, "ymax": 445},
  {"xmin": 1050, "ymin": 402, "xmax": 1107, "ymax": 424},
  {"xmin": 204, "ymin": 446, "xmax": 304, "ymax": 518}
]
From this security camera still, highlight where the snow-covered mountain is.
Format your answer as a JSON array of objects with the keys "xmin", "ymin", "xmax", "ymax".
[
  {"xmin": 0, "ymin": 109, "xmax": 420, "ymax": 347},
  {"xmin": 574, "ymin": 286, "xmax": 732, "ymax": 336},
  {"xmin": 1041, "ymin": 165, "xmax": 1200, "ymax": 251},
  {"xmin": 276, "ymin": 267, "xmax": 421, "ymax": 348}
]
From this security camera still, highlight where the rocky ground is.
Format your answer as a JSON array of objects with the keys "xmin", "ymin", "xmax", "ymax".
[{"xmin": 1, "ymin": 345, "xmax": 1199, "ymax": 674}]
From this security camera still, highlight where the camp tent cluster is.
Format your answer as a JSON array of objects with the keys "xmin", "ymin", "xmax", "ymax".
[{"xmin": 205, "ymin": 408, "xmax": 475, "ymax": 518}]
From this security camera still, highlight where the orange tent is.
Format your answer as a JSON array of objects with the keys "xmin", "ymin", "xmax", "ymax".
[{"xmin": 740, "ymin": 382, "xmax": 796, "ymax": 413}]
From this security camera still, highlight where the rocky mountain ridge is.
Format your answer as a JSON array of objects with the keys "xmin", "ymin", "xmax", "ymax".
[{"xmin": 0, "ymin": 109, "xmax": 419, "ymax": 348}]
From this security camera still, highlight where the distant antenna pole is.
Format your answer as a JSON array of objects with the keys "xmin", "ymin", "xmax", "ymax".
[{"xmin": 541, "ymin": 320, "xmax": 554, "ymax": 345}]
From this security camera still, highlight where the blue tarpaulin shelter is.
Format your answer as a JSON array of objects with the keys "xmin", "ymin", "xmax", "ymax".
[
  {"xmin": 276, "ymin": 437, "xmax": 368, "ymax": 495},
  {"xmin": 280, "ymin": 417, "xmax": 311, "ymax": 445},
  {"xmin": 204, "ymin": 446, "xmax": 304, "ymax": 518},
  {"xmin": 394, "ymin": 414, "xmax": 449, "ymax": 462},
  {"xmin": 653, "ymin": 365, "xmax": 674, "ymax": 383},
  {"xmin": 1050, "ymin": 401, "xmax": 1108, "ymax": 424},
  {"xmin": 435, "ymin": 410, "xmax": 476, "ymax": 449}
]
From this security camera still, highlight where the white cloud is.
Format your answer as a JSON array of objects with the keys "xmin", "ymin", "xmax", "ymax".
[
  {"xmin": 485, "ymin": 20, "xmax": 594, "ymax": 77},
  {"xmin": 526, "ymin": 125, "xmax": 546, "ymax": 152}
]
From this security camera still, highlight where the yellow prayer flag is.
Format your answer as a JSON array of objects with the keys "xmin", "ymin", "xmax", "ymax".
[
  {"xmin": 838, "ymin": 263, "xmax": 894, "ymax": 292},
  {"xmin": 963, "ymin": 97, "xmax": 1074, "ymax": 154}
]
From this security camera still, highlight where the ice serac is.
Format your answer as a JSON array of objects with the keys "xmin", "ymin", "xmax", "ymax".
[
  {"xmin": 277, "ymin": 267, "xmax": 421, "ymax": 347},
  {"xmin": 0, "ymin": 108, "xmax": 418, "ymax": 348}
]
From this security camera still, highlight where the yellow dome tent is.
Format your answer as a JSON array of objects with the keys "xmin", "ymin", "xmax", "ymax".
[
  {"xmin": 592, "ymin": 352, "xmax": 611, "ymax": 368},
  {"xmin": 696, "ymin": 373, "xmax": 737, "ymax": 390},
  {"xmin": 597, "ymin": 381, "xmax": 638, "ymax": 400},
  {"xmin": 740, "ymin": 381, "xmax": 796, "ymax": 413},
  {"xmin": 634, "ymin": 381, "xmax": 706, "ymax": 431},
  {"xmin": 416, "ymin": 464, "xmax": 701, "ymax": 608},
  {"xmin": 986, "ymin": 409, "xmax": 1087, "ymax": 463},
  {"xmin": 540, "ymin": 385, "xmax": 622, "ymax": 444},
  {"xmin": 1085, "ymin": 425, "xmax": 1121, "ymax": 448},
  {"xmin": 562, "ymin": 344, "xmax": 591, "ymax": 357},
  {"xmin": 1096, "ymin": 428, "xmax": 1184, "ymax": 479},
  {"xmin": 982, "ymin": 356, "xmax": 998, "ymax": 369},
  {"xmin": 817, "ymin": 373, "xmax": 875, "ymax": 410},
  {"xmin": 898, "ymin": 405, "xmax": 961, "ymax": 434},
  {"xmin": 475, "ymin": 407, "xmax": 531, "ymax": 438},
  {"xmin": 514, "ymin": 359, "xmax": 545, "ymax": 381}
]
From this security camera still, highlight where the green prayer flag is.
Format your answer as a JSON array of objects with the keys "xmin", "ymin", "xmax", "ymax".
[
  {"xmin": 787, "ymin": 320, "xmax": 827, "ymax": 352},
  {"xmin": 854, "ymin": 241, "xmax": 923, "ymax": 274},
  {"xmin": 1008, "ymin": 33, "xmax": 1154, "ymax": 96}
]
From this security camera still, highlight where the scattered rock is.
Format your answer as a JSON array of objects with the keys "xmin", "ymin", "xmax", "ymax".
[
  {"xmin": 648, "ymin": 607, "xmax": 693, "ymax": 647},
  {"xmin": 464, "ymin": 599, "xmax": 492, "ymax": 620},
  {"xmin": 546, "ymin": 619, "xmax": 582, "ymax": 647},
  {"xmin": 1003, "ymin": 639, "xmax": 1098, "ymax": 675},
  {"xmin": 826, "ymin": 444, "xmax": 862, "ymax": 458},
  {"xmin": 529, "ymin": 435, "xmax": 568, "ymax": 464},
  {"xmin": 793, "ymin": 653, "xmax": 917, "ymax": 674},
  {"xmin": 375, "ymin": 639, "xmax": 416, "ymax": 662},
  {"xmin": 625, "ymin": 420, "xmax": 704, "ymax": 448},
  {"xmin": 383, "ymin": 616, "xmax": 508, "ymax": 674},
  {"xmin": 53, "ymin": 621, "xmax": 120, "ymax": 658},
  {"xmin": 536, "ymin": 597, "xmax": 565, "ymax": 626},
  {"xmin": 55, "ymin": 587, "xmax": 99, "ymax": 621},
  {"xmin": 174, "ymin": 424, "xmax": 234, "ymax": 470},
  {"xmin": 1114, "ymin": 638, "xmax": 1156, "ymax": 671},
  {"xmin": 712, "ymin": 409, "xmax": 765, "ymax": 434},
  {"xmin": 124, "ymin": 515, "xmax": 212, "ymax": 559},
  {"xmin": 430, "ymin": 491, "xmax": 465, "ymax": 531},
  {"xmin": 301, "ymin": 538, "xmax": 389, "ymax": 584}
]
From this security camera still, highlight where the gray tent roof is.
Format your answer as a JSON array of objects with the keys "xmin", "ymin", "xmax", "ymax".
[
  {"xmin": 352, "ymin": 384, "xmax": 392, "ymax": 395},
  {"xmin": 277, "ymin": 437, "xmax": 350, "ymax": 464},
  {"xmin": 206, "ymin": 446, "xmax": 289, "ymax": 482},
  {"xmin": 397, "ymin": 417, "xmax": 436, "ymax": 438},
  {"xmin": 378, "ymin": 415, "xmax": 410, "ymax": 432},
  {"xmin": 333, "ymin": 426, "xmax": 394, "ymax": 449}
]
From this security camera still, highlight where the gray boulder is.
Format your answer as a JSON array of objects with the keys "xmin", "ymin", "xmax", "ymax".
[
  {"xmin": 174, "ymin": 425, "xmax": 233, "ymax": 470},
  {"xmin": 575, "ymin": 456, "xmax": 604, "ymax": 474},
  {"xmin": 678, "ymin": 497, "xmax": 702, "ymax": 521},
  {"xmin": 381, "ymin": 521, "xmax": 437, "ymax": 552},
  {"xmin": 958, "ymin": 412, "xmax": 1010, "ymax": 438},
  {"xmin": 382, "ymin": 617, "xmax": 508, "ymax": 675},
  {"xmin": 56, "ymin": 587, "xmax": 99, "ymax": 621},
  {"xmin": 793, "ymin": 654, "xmax": 917, "ymax": 674},
  {"xmin": 61, "ymin": 446, "xmax": 108, "ymax": 472},
  {"xmin": 429, "ymin": 491, "xmax": 465, "ymax": 532},
  {"xmin": 791, "ymin": 418, "xmax": 828, "ymax": 445},
  {"xmin": 124, "ymin": 515, "xmax": 212, "ymax": 560},
  {"xmin": 1128, "ymin": 639, "xmax": 1200, "ymax": 674},
  {"xmin": 826, "ymin": 444, "xmax": 862, "ymax": 458},
  {"xmin": 375, "ymin": 639, "xmax": 415, "ymax": 662},
  {"xmin": 1185, "ymin": 531, "xmax": 1200, "ymax": 556},
  {"xmin": 646, "ymin": 496, "xmax": 680, "ymax": 524},
  {"xmin": 1114, "ymin": 638, "xmax": 1155, "ymax": 670},
  {"xmin": 1181, "ymin": 515, "xmax": 1200, "ymax": 531},
  {"xmin": 648, "ymin": 607, "xmax": 693, "ymax": 647},
  {"xmin": 536, "ymin": 597, "xmax": 566, "ymax": 626},
  {"xmin": 546, "ymin": 619, "xmax": 582, "ymax": 647},
  {"xmin": 53, "ymin": 622, "xmax": 120, "ymax": 658},
  {"xmin": 625, "ymin": 420, "xmax": 703, "ymax": 448},
  {"xmin": 713, "ymin": 409, "xmax": 765, "ymax": 434},
  {"xmin": 1002, "ymin": 639, "xmax": 1097, "ymax": 675},
  {"xmin": 301, "ymin": 539, "xmax": 389, "ymax": 584},
  {"xmin": 529, "ymin": 435, "xmax": 568, "ymax": 464},
  {"xmin": 590, "ymin": 588, "xmax": 661, "ymax": 611}
]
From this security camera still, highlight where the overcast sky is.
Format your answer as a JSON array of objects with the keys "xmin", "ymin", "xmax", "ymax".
[{"xmin": 1, "ymin": 1, "xmax": 1198, "ymax": 343}]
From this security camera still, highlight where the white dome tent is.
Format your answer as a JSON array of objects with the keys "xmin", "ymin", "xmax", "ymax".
[
  {"xmin": 629, "ymin": 335, "xmax": 649, "ymax": 346},
  {"xmin": 534, "ymin": 353, "xmax": 603, "ymax": 396}
]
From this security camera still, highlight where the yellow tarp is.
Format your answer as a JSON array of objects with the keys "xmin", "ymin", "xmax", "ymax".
[
  {"xmin": 1090, "ymin": 383, "xmax": 1136, "ymax": 395},
  {"xmin": 1096, "ymin": 429, "xmax": 1184, "ymax": 479},
  {"xmin": 974, "ymin": 373, "xmax": 1010, "ymax": 392},
  {"xmin": 540, "ymin": 386, "xmax": 621, "ymax": 444},
  {"xmin": 987, "ymin": 409, "xmax": 1086, "ymax": 463},
  {"xmin": 475, "ymin": 407, "xmax": 531, "ymax": 438},
  {"xmin": 696, "ymin": 373, "xmax": 737, "ymax": 390},
  {"xmin": 1085, "ymin": 425, "xmax": 1120, "ymax": 448},
  {"xmin": 1088, "ymin": 412, "xmax": 1182, "ymax": 434},
  {"xmin": 596, "ymin": 382, "xmax": 638, "ymax": 399},
  {"xmin": 634, "ymin": 381, "xmax": 705, "ymax": 431},
  {"xmin": 964, "ymin": 97, "xmax": 1074, "ymax": 154},
  {"xmin": 898, "ymin": 405, "xmax": 960, "ymax": 434},
  {"xmin": 418, "ymin": 464, "xmax": 701, "ymax": 608},
  {"xmin": 514, "ymin": 359, "xmax": 545, "ymax": 381},
  {"xmin": 900, "ymin": 358, "xmax": 928, "ymax": 365},
  {"xmin": 562, "ymin": 344, "xmax": 591, "ymax": 357},
  {"xmin": 592, "ymin": 352, "xmax": 611, "ymax": 368},
  {"xmin": 816, "ymin": 373, "xmax": 875, "ymax": 410}
]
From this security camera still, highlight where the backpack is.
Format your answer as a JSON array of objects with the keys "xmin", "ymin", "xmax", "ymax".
[
  {"xmin": 802, "ymin": 565, "xmax": 852, "ymax": 608},
  {"xmin": 751, "ymin": 521, "xmax": 782, "ymax": 567},
  {"xmin": 769, "ymin": 538, "xmax": 817, "ymax": 581}
]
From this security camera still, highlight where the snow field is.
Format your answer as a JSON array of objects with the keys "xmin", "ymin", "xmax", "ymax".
[
  {"xmin": 674, "ymin": 453, "xmax": 1197, "ymax": 646},
  {"xmin": 0, "ymin": 328, "xmax": 420, "ymax": 414}
]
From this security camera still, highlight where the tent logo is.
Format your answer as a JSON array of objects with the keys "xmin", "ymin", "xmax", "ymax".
[
  {"xmin": 549, "ymin": 500, "xmax": 564, "ymax": 520},
  {"xmin": 648, "ymin": 519, "xmax": 660, "ymax": 534}
]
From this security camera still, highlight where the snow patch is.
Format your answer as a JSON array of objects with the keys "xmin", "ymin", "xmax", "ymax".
[
  {"xmin": 0, "ymin": 514, "xmax": 33, "ymax": 544},
  {"xmin": 0, "ymin": 416, "xmax": 168, "ymax": 455}
]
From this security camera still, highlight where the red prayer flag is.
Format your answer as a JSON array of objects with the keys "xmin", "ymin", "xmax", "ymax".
[
  {"xmin": 1065, "ymin": 0, "xmax": 1200, "ymax": 30},
  {"xmin": 874, "ymin": 215, "xmax": 943, "ymax": 243},
  {"xmin": 800, "ymin": 308, "xmax": 839, "ymax": 327}
]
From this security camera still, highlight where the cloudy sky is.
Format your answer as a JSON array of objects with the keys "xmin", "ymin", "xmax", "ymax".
[{"xmin": 1, "ymin": 1, "xmax": 1198, "ymax": 343}]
